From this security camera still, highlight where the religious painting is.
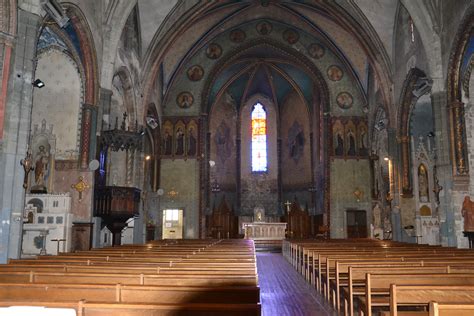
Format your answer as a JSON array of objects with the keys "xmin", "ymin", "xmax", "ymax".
[
  {"xmin": 333, "ymin": 120, "xmax": 344, "ymax": 156},
  {"xmin": 357, "ymin": 122, "xmax": 368, "ymax": 156},
  {"xmin": 308, "ymin": 43, "xmax": 325, "ymax": 59},
  {"xmin": 162, "ymin": 120, "xmax": 174, "ymax": 156},
  {"xmin": 186, "ymin": 120, "xmax": 198, "ymax": 157},
  {"xmin": 418, "ymin": 164, "xmax": 429, "ymax": 202},
  {"xmin": 256, "ymin": 21, "xmax": 272, "ymax": 35},
  {"xmin": 215, "ymin": 120, "xmax": 232, "ymax": 163},
  {"xmin": 283, "ymin": 28, "xmax": 299, "ymax": 44},
  {"xmin": 187, "ymin": 65, "xmax": 204, "ymax": 81},
  {"xmin": 327, "ymin": 65, "xmax": 343, "ymax": 81},
  {"xmin": 345, "ymin": 120, "xmax": 357, "ymax": 156},
  {"xmin": 288, "ymin": 120, "xmax": 305, "ymax": 164},
  {"xmin": 229, "ymin": 29, "xmax": 246, "ymax": 43},
  {"xmin": 336, "ymin": 92, "xmax": 353, "ymax": 109},
  {"xmin": 206, "ymin": 43, "xmax": 222, "ymax": 59},
  {"xmin": 176, "ymin": 91, "xmax": 194, "ymax": 108},
  {"xmin": 174, "ymin": 121, "xmax": 186, "ymax": 156}
]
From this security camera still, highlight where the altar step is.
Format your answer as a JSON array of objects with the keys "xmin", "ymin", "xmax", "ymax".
[{"xmin": 254, "ymin": 239, "xmax": 283, "ymax": 252}]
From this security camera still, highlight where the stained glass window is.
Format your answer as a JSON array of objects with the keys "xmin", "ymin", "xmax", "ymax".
[{"xmin": 251, "ymin": 103, "xmax": 267, "ymax": 172}]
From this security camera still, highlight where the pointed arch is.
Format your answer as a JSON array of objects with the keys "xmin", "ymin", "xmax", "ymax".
[{"xmin": 398, "ymin": 67, "xmax": 427, "ymax": 197}]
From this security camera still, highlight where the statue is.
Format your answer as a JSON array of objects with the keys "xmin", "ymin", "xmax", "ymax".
[
  {"xmin": 20, "ymin": 148, "xmax": 34, "ymax": 189},
  {"xmin": 373, "ymin": 203, "xmax": 382, "ymax": 229},
  {"xmin": 462, "ymin": 196, "xmax": 474, "ymax": 232},
  {"xmin": 32, "ymin": 145, "xmax": 49, "ymax": 192},
  {"xmin": 418, "ymin": 164, "xmax": 429, "ymax": 202}
]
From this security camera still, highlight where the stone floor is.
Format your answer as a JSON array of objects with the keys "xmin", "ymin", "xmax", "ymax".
[{"xmin": 257, "ymin": 252, "xmax": 338, "ymax": 316}]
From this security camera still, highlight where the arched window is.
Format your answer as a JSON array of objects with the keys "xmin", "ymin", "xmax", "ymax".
[{"xmin": 251, "ymin": 103, "xmax": 267, "ymax": 172}]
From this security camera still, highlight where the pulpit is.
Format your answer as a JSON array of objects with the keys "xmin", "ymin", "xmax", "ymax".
[{"xmin": 94, "ymin": 186, "xmax": 140, "ymax": 245}]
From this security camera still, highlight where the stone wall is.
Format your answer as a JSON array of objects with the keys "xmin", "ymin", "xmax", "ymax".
[
  {"xmin": 159, "ymin": 159, "xmax": 199, "ymax": 239},
  {"xmin": 330, "ymin": 159, "xmax": 371, "ymax": 238}
]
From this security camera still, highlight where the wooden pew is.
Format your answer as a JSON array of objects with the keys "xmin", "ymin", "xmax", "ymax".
[
  {"xmin": 429, "ymin": 301, "xmax": 474, "ymax": 316},
  {"xmin": 341, "ymin": 265, "xmax": 448, "ymax": 316},
  {"xmin": 0, "ymin": 282, "xmax": 260, "ymax": 304},
  {"xmin": 0, "ymin": 239, "xmax": 260, "ymax": 315},
  {"xmin": 389, "ymin": 285, "xmax": 474, "ymax": 316},
  {"xmin": 0, "ymin": 300, "xmax": 261, "ymax": 316},
  {"xmin": 0, "ymin": 271, "xmax": 258, "ymax": 286}
]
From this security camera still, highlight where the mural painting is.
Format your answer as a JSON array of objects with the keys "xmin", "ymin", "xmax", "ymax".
[
  {"xmin": 308, "ymin": 43, "xmax": 325, "ymax": 59},
  {"xmin": 215, "ymin": 121, "xmax": 232, "ymax": 163},
  {"xmin": 187, "ymin": 65, "xmax": 204, "ymax": 81},
  {"xmin": 327, "ymin": 65, "xmax": 343, "ymax": 81},
  {"xmin": 206, "ymin": 43, "xmax": 222, "ymax": 59},
  {"xmin": 336, "ymin": 92, "xmax": 353, "ymax": 109},
  {"xmin": 283, "ymin": 28, "xmax": 299, "ymax": 44},
  {"xmin": 256, "ymin": 21, "xmax": 272, "ymax": 35},
  {"xmin": 288, "ymin": 120, "xmax": 305, "ymax": 163},
  {"xmin": 176, "ymin": 92, "xmax": 194, "ymax": 108},
  {"xmin": 229, "ymin": 29, "xmax": 246, "ymax": 43}
]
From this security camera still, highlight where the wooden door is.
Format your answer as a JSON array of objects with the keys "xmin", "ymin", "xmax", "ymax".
[
  {"xmin": 162, "ymin": 209, "xmax": 183, "ymax": 239},
  {"xmin": 346, "ymin": 210, "xmax": 367, "ymax": 238}
]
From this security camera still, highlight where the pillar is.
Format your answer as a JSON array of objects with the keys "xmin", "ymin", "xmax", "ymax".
[{"xmin": 0, "ymin": 9, "xmax": 41, "ymax": 262}]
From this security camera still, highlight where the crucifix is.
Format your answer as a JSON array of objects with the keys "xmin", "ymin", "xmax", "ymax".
[
  {"xmin": 20, "ymin": 148, "xmax": 34, "ymax": 189},
  {"xmin": 71, "ymin": 176, "xmax": 90, "ymax": 201},
  {"xmin": 284, "ymin": 200, "xmax": 292, "ymax": 213},
  {"xmin": 121, "ymin": 112, "xmax": 128, "ymax": 130},
  {"xmin": 284, "ymin": 200, "xmax": 293, "ymax": 238}
]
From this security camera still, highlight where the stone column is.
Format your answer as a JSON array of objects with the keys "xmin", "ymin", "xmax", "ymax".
[
  {"xmin": 431, "ymin": 90, "xmax": 458, "ymax": 246},
  {"xmin": 79, "ymin": 104, "xmax": 96, "ymax": 169},
  {"xmin": 0, "ymin": 9, "xmax": 41, "ymax": 263}
]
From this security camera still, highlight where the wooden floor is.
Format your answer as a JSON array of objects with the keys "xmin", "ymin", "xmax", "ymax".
[{"xmin": 257, "ymin": 252, "xmax": 338, "ymax": 316}]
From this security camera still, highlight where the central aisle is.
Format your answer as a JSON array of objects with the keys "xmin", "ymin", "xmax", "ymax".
[{"xmin": 257, "ymin": 252, "xmax": 338, "ymax": 316}]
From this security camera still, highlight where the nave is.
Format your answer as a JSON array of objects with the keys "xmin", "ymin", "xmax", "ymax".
[{"xmin": 257, "ymin": 252, "xmax": 337, "ymax": 316}]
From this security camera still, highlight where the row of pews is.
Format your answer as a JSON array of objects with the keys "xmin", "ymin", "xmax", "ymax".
[
  {"xmin": 0, "ymin": 239, "xmax": 260, "ymax": 315},
  {"xmin": 283, "ymin": 238, "xmax": 474, "ymax": 316}
]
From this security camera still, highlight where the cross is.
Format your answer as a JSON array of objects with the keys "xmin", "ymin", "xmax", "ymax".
[
  {"xmin": 284, "ymin": 200, "xmax": 292, "ymax": 213},
  {"xmin": 20, "ymin": 148, "xmax": 34, "ymax": 189},
  {"xmin": 71, "ymin": 176, "xmax": 90, "ymax": 201},
  {"xmin": 121, "ymin": 112, "xmax": 128, "ymax": 130}
]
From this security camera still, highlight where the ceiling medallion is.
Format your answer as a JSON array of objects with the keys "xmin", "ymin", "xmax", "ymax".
[
  {"xmin": 327, "ymin": 65, "xmax": 344, "ymax": 81},
  {"xmin": 176, "ymin": 92, "xmax": 194, "ymax": 109},
  {"xmin": 229, "ymin": 29, "xmax": 246, "ymax": 43},
  {"xmin": 308, "ymin": 43, "xmax": 325, "ymax": 59},
  {"xmin": 187, "ymin": 65, "xmax": 204, "ymax": 81},
  {"xmin": 206, "ymin": 43, "xmax": 222, "ymax": 59},
  {"xmin": 336, "ymin": 92, "xmax": 353, "ymax": 109},
  {"xmin": 283, "ymin": 28, "xmax": 299, "ymax": 44},
  {"xmin": 256, "ymin": 21, "xmax": 272, "ymax": 35}
]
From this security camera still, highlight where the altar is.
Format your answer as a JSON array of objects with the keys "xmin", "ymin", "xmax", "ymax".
[{"xmin": 242, "ymin": 207, "xmax": 287, "ymax": 240}]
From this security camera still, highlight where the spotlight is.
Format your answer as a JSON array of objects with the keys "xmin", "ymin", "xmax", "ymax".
[
  {"xmin": 145, "ymin": 155, "xmax": 151, "ymax": 161},
  {"xmin": 427, "ymin": 132, "xmax": 435, "ymax": 137},
  {"xmin": 384, "ymin": 157, "xmax": 389, "ymax": 161},
  {"xmin": 33, "ymin": 79, "xmax": 45, "ymax": 88}
]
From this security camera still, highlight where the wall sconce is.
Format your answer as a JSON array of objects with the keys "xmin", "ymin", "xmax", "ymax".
[
  {"xmin": 167, "ymin": 188, "xmax": 178, "ymax": 199},
  {"xmin": 33, "ymin": 79, "xmax": 45, "ymax": 88},
  {"xmin": 353, "ymin": 188, "xmax": 363, "ymax": 202}
]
